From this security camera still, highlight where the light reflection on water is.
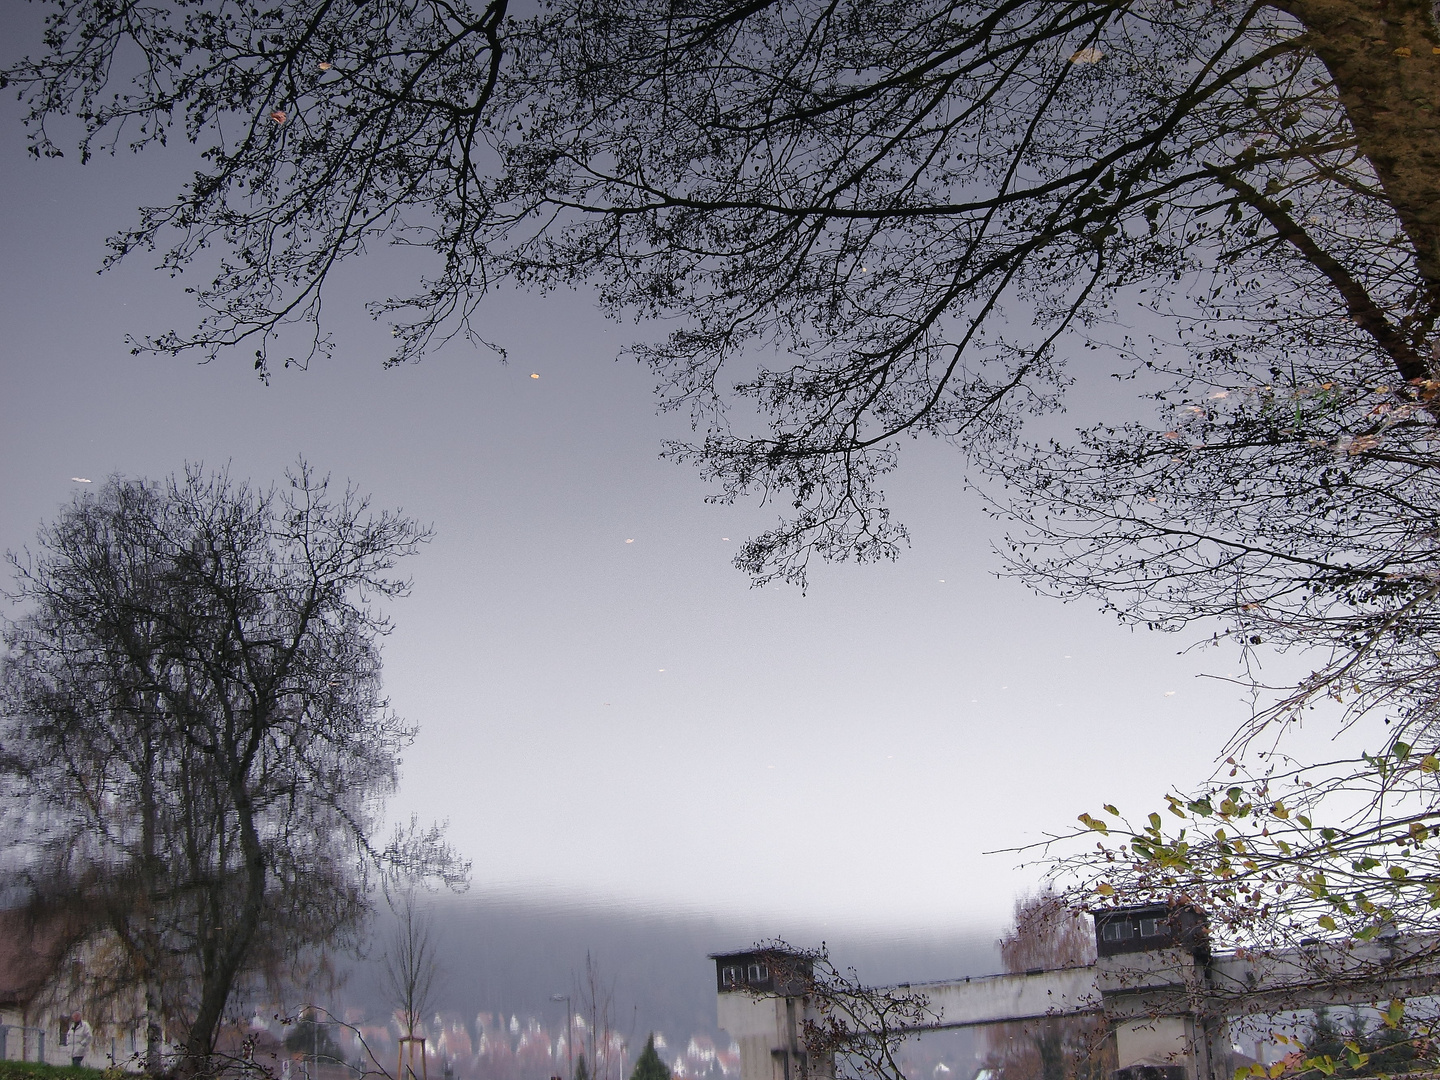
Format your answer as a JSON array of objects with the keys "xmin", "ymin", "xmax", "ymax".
[
  {"xmin": 424, "ymin": 885, "xmax": 999, "ymax": 1079},
  {"xmin": 444, "ymin": 881, "xmax": 1003, "ymax": 984},
  {"xmin": 318, "ymin": 884, "xmax": 1010, "ymax": 1080}
]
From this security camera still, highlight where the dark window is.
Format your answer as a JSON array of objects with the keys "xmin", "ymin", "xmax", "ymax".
[
  {"xmin": 1102, "ymin": 920, "xmax": 1134, "ymax": 941},
  {"xmin": 722, "ymin": 966, "xmax": 743, "ymax": 987},
  {"xmin": 748, "ymin": 963, "xmax": 769, "ymax": 983},
  {"xmin": 1139, "ymin": 918, "xmax": 1162, "ymax": 938}
]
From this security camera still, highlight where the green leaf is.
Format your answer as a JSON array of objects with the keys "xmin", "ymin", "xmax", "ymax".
[
  {"xmin": 1384, "ymin": 999, "xmax": 1405, "ymax": 1029},
  {"xmin": 1317, "ymin": 914, "xmax": 1336, "ymax": 931}
]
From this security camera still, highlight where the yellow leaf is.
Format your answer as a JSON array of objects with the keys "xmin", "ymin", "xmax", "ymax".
[
  {"xmin": 1318, "ymin": 914, "xmax": 1336, "ymax": 931},
  {"xmin": 1096, "ymin": 882, "xmax": 1116, "ymax": 896},
  {"xmin": 1385, "ymin": 999, "xmax": 1405, "ymax": 1028},
  {"xmin": 1420, "ymin": 755, "xmax": 1438, "ymax": 773},
  {"xmin": 1394, "ymin": 46, "xmax": 1412, "ymax": 57}
]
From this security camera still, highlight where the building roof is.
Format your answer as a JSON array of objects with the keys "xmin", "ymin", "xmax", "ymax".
[{"xmin": 0, "ymin": 906, "xmax": 80, "ymax": 1009}]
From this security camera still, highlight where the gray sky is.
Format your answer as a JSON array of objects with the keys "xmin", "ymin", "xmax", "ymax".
[{"xmin": 0, "ymin": 24, "xmax": 1287, "ymax": 943}]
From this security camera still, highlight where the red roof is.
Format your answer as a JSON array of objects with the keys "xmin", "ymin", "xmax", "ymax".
[{"xmin": 0, "ymin": 906, "xmax": 79, "ymax": 1009}]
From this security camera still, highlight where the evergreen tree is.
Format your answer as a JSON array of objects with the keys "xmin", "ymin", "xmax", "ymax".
[
  {"xmin": 1301, "ymin": 1008, "xmax": 1419, "ymax": 1080},
  {"xmin": 630, "ymin": 1036, "xmax": 670, "ymax": 1080}
]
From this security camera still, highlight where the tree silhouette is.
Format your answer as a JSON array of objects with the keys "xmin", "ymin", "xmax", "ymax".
[
  {"xmin": 983, "ymin": 893, "xmax": 1111, "ymax": 1080},
  {"xmin": 629, "ymin": 1036, "xmax": 670, "ymax": 1080},
  {"xmin": 1, "ymin": 464, "xmax": 466, "ymax": 1077}
]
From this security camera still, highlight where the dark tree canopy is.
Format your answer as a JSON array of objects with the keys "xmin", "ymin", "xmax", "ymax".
[
  {"xmin": 0, "ymin": 465, "xmax": 465, "ymax": 1076},
  {"xmin": 8, "ymin": 2, "xmax": 1434, "ymax": 560}
]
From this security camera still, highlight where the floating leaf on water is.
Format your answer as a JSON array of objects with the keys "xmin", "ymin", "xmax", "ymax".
[{"xmin": 1348, "ymin": 434, "xmax": 1379, "ymax": 454}]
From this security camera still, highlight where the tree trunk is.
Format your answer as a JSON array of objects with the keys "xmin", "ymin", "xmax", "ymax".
[
  {"xmin": 145, "ymin": 982, "xmax": 164, "ymax": 1076},
  {"xmin": 1281, "ymin": 0, "xmax": 1440, "ymax": 314},
  {"xmin": 176, "ymin": 776, "xmax": 268, "ymax": 1080},
  {"xmin": 140, "ymin": 726, "xmax": 164, "ymax": 1077}
]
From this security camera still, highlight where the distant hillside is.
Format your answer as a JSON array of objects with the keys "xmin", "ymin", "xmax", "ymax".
[{"xmin": 330, "ymin": 890, "xmax": 1001, "ymax": 1049}]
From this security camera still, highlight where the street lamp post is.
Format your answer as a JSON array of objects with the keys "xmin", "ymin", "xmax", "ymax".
[{"xmin": 549, "ymin": 995, "xmax": 572, "ymax": 1080}]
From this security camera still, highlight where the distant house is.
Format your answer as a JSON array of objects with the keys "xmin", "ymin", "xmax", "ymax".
[
  {"xmin": 0, "ymin": 905, "xmax": 82, "ymax": 1063},
  {"xmin": 0, "ymin": 905, "xmax": 148, "ymax": 1068}
]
